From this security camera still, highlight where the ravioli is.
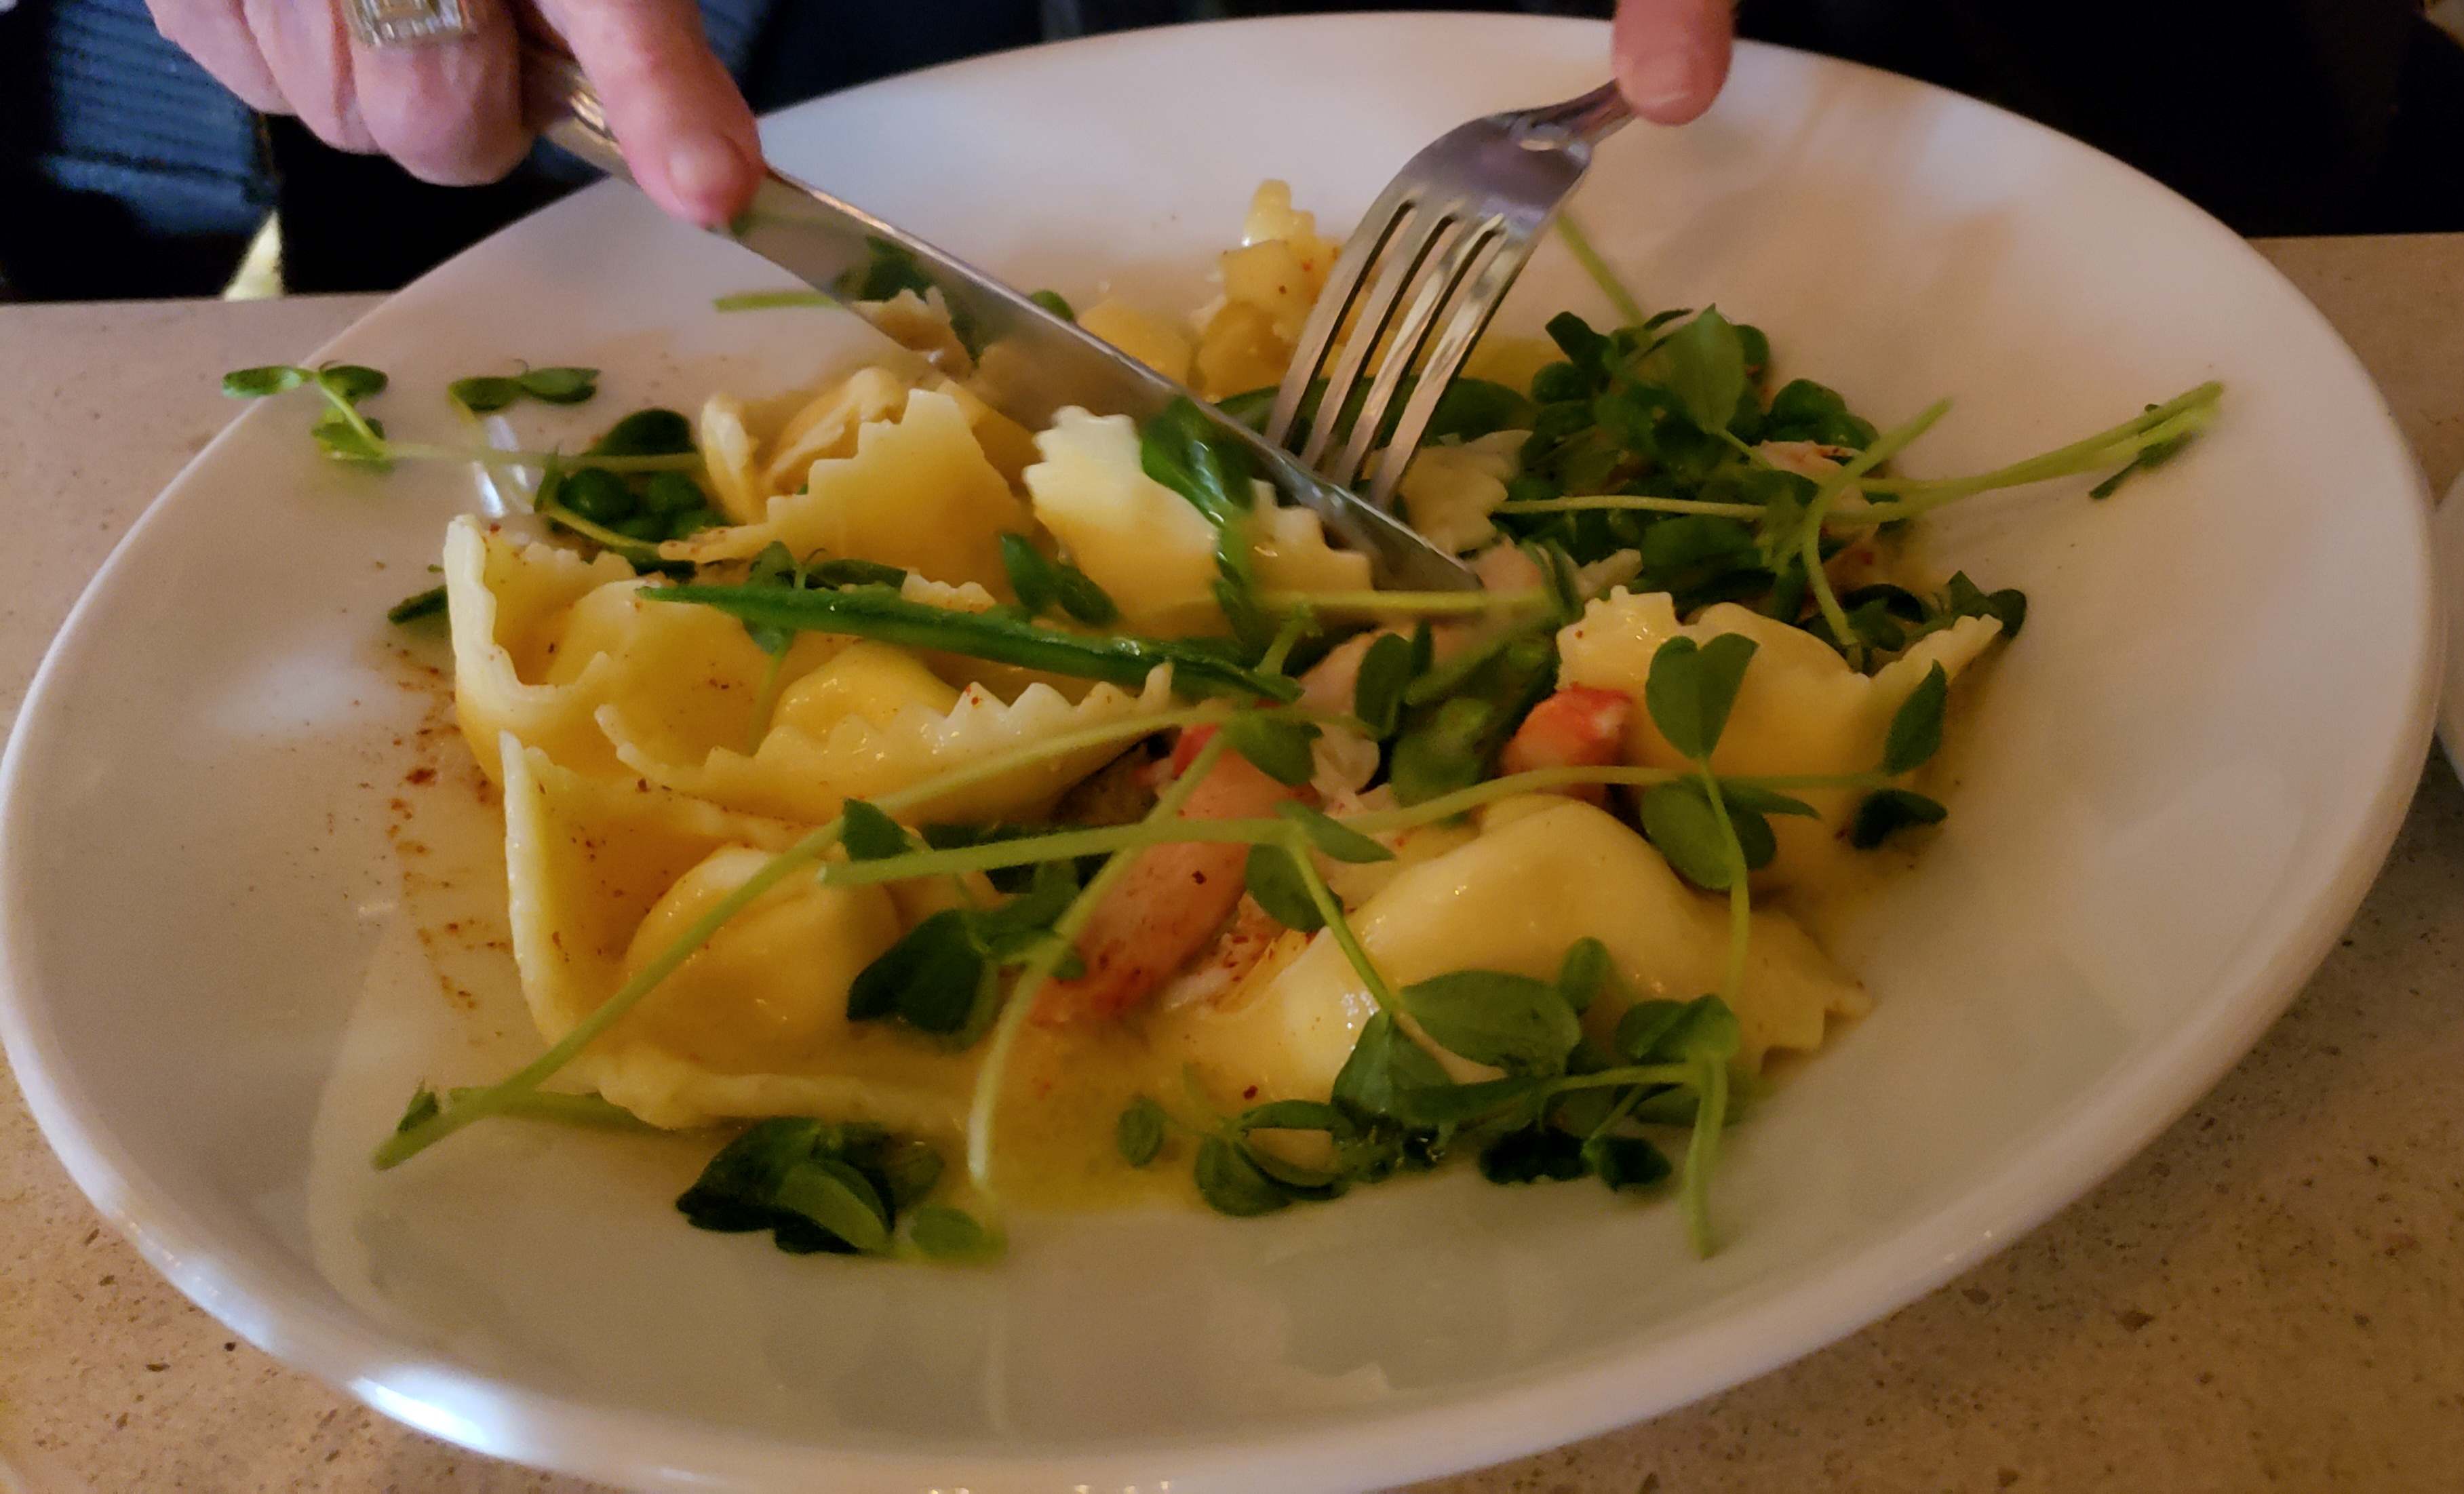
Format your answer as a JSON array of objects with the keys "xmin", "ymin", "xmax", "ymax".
[
  {"xmin": 1559, "ymin": 589, "xmax": 2003, "ymax": 892},
  {"xmin": 1162, "ymin": 798, "xmax": 1867, "ymax": 1105},
  {"xmin": 661, "ymin": 389, "xmax": 1030, "ymax": 593},
  {"xmin": 499, "ymin": 741, "xmax": 977, "ymax": 1136}
]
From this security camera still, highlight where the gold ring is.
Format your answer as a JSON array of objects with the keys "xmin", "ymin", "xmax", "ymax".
[{"xmin": 342, "ymin": 0, "xmax": 475, "ymax": 47}]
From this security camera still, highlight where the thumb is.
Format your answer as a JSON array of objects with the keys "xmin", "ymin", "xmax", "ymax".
[
  {"xmin": 1612, "ymin": 0, "xmax": 1735, "ymax": 125},
  {"xmin": 534, "ymin": 0, "xmax": 761, "ymax": 227}
]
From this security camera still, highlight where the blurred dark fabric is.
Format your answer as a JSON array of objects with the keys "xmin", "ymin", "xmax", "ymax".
[
  {"xmin": 3, "ymin": 0, "xmax": 2460, "ymax": 300},
  {"xmin": 0, "ymin": 0, "xmax": 268, "ymax": 299}
]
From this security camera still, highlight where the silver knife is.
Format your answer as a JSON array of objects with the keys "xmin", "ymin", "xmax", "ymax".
[{"xmin": 525, "ymin": 52, "xmax": 1477, "ymax": 593}]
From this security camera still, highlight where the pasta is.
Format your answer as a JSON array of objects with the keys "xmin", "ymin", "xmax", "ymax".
[{"xmin": 372, "ymin": 175, "xmax": 2212, "ymax": 1260}]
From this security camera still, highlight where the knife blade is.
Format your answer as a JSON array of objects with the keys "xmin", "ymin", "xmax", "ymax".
[{"xmin": 528, "ymin": 55, "xmax": 1477, "ymax": 593}]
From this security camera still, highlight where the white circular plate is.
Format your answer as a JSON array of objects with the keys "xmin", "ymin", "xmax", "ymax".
[
  {"xmin": 2432, "ymin": 470, "xmax": 2464, "ymax": 779},
  {"xmin": 0, "ymin": 16, "xmax": 2435, "ymax": 1493}
]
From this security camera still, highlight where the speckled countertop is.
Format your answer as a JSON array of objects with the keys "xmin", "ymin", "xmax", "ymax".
[{"xmin": 3, "ymin": 235, "xmax": 2461, "ymax": 1493}]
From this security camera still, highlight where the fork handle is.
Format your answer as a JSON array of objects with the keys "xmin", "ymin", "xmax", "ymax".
[{"xmin": 1512, "ymin": 83, "xmax": 1633, "ymax": 148}]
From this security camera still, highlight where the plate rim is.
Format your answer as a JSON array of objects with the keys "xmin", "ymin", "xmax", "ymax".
[{"xmin": 0, "ymin": 16, "xmax": 2440, "ymax": 1491}]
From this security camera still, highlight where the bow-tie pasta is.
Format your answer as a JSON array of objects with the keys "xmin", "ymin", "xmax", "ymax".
[
  {"xmin": 1023, "ymin": 407, "xmax": 1369, "ymax": 635},
  {"xmin": 440, "ymin": 516, "xmax": 842, "ymax": 785},
  {"xmin": 662, "ymin": 388, "xmax": 1030, "ymax": 593},
  {"xmin": 602, "ymin": 652, "xmax": 1177, "ymax": 827}
]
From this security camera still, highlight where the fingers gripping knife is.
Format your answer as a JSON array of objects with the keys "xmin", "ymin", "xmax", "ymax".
[{"xmin": 516, "ymin": 45, "xmax": 1481, "ymax": 591}]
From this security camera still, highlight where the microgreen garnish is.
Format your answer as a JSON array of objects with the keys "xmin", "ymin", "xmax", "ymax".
[
  {"xmin": 1554, "ymin": 212, "xmax": 1647, "ymax": 327},
  {"xmin": 676, "ymin": 1118, "xmax": 945, "ymax": 1257},
  {"xmin": 1028, "ymin": 290, "xmax": 1076, "ymax": 321},
  {"xmin": 998, "ymin": 533, "xmax": 1120, "ymax": 626},
  {"xmin": 1400, "ymin": 971, "xmax": 1584, "ymax": 1077},
  {"xmin": 386, "ymin": 586, "xmax": 447, "ymax": 626},
  {"xmin": 449, "ymin": 366, "xmax": 599, "ymax": 413},
  {"xmin": 224, "ymin": 362, "xmax": 393, "ymax": 467},
  {"xmin": 1851, "ymin": 788, "xmax": 1949, "ymax": 848},
  {"xmin": 653, "ymin": 581, "xmax": 1299, "ymax": 701},
  {"xmin": 1116, "ymin": 1095, "xmax": 1168, "ymax": 1166},
  {"xmin": 1351, "ymin": 632, "xmax": 1415, "ymax": 739},
  {"xmin": 1139, "ymin": 397, "xmax": 1274, "ymax": 653},
  {"xmin": 902, "ymin": 1204, "xmax": 1005, "ymax": 1263},
  {"xmin": 846, "ymin": 859, "xmax": 1082, "ymax": 1042},
  {"xmin": 712, "ymin": 289, "xmax": 838, "ymax": 312}
]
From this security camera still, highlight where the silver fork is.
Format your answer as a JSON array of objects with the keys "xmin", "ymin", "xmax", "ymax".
[{"xmin": 1268, "ymin": 83, "xmax": 1632, "ymax": 510}]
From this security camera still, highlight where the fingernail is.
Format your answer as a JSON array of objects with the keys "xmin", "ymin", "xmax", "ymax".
[
  {"xmin": 1624, "ymin": 41, "xmax": 1710, "ymax": 116},
  {"xmin": 664, "ymin": 131, "xmax": 750, "ymax": 225}
]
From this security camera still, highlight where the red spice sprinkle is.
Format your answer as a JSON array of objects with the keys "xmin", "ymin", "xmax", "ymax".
[{"xmin": 1243, "ymin": 1085, "xmax": 1259, "ymax": 1100}]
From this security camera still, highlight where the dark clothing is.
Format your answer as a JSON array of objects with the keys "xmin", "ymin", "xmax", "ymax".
[{"xmin": 3, "ymin": 0, "xmax": 2460, "ymax": 299}]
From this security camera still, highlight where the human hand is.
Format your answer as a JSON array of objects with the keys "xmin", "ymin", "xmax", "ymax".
[
  {"xmin": 144, "ymin": 0, "xmax": 763, "ymax": 227},
  {"xmin": 1611, "ymin": 0, "xmax": 1736, "ymax": 125}
]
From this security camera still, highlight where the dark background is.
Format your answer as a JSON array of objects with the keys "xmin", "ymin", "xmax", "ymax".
[{"xmin": 3, "ymin": 0, "xmax": 2459, "ymax": 300}]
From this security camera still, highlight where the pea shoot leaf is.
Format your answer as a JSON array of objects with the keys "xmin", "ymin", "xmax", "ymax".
[
  {"xmin": 1638, "ymin": 781, "xmax": 1766, "ymax": 890},
  {"xmin": 1477, "ymin": 1125, "xmax": 1589, "ymax": 1184},
  {"xmin": 1643, "ymin": 633, "xmax": 1759, "ymax": 760},
  {"xmin": 999, "ymin": 533, "xmax": 1061, "ymax": 617},
  {"xmin": 1883, "ymin": 663, "xmax": 1949, "ymax": 774},
  {"xmin": 1583, "ymin": 1134, "xmax": 1672, "ymax": 1192},
  {"xmin": 1331, "ymin": 1010, "xmax": 1454, "ymax": 1122},
  {"xmin": 1221, "ymin": 713, "xmax": 1319, "ymax": 788},
  {"xmin": 1243, "ymin": 844, "xmax": 1323, "ymax": 932},
  {"xmin": 1275, "ymin": 801, "xmax": 1392, "ymax": 864},
  {"xmin": 1545, "ymin": 310, "xmax": 1610, "ymax": 371},
  {"xmin": 1116, "ymin": 1096, "xmax": 1167, "ymax": 1166},
  {"xmin": 448, "ymin": 375, "xmax": 521, "ymax": 412},
  {"xmin": 1614, "ymin": 994, "xmax": 1742, "ymax": 1067},
  {"xmin": 1352, "ymin": 631, "xmax": 1415, "ymax": 739},
  {"xmin": 1763, "ymin": 378, "xmax": 1879, "ymax": 449},
  {"xmin": 1613, "ymin": 999, "xmax": 1691, "ymax": 1063},
  {"xmin": 319, "ymin": 364, "xmax": 388, "ymax": 402},
  {"xmin": 845, "ymin": 909, "xmax": 985, "ymax": 1034},
  {"xmin": 1234, "ymin": 1099, "xmax": 1351, "ymax": 1135},
  {"xmin": 834, "ymin": 235, "xmax": 935, "ymax": 302},
  {"xmin": 768, "ymin": 1159, "xmax": 891, "ymax": 1255},
  {"xmin": 1938, "ymin": 572, "xmax": 2027, "ymax": 640},
  {"xmin": 393, "ymin": 1084, "xmax": 440, "ymax": 1135},
  {"xmin": 1557, "ymin": 937, "xmax": 1616, "ymax": 1015},
  {"xmin": 1194, "ymin": 1135, "xmax": 1289, "ymax": 1216},
  {"xmin": 808, "ymin": 557, "xmax": 910, "ymax": 590},
  {"xmin": 838, "ymin": 798, "xmax": 911, "ymax": 861},
  {"xmin": 311, "ymin": 412, "xmax": 389, "ymax": 466},
  {"xmin": 387, "ymin": 586, "xmax": 447, "ymax": 626},
  {"xmin": 1850, "ymin": 788, "xmax": 1948, "ymax": 849},
  {"xmin": 1028, "ymin": 289, "xmax": 1076, "ymax": 321},
  {"xmin": 1139, "ymin": 397, "xmax": 1255, "ymax": 527},
  {"xmin": 739, "ymin": 541, "xmax": 802, "ymax": 654},
  {"xmin": 221, "ymin": 365, "xmax": 309, "ymax": 397},
  {"xmin": 517, "ymin": 366, "xmax": 599, "ymax": 404},
  {"xmin": 676, "ymin": 1118, "xmax": 931, "ymax": 1257},
  {"xmin": 1399, "ymin": 970, "xmax": 1584, "ymax": 1077},
  {"xmin": 1713, "ymin": 783, "xmax": 1819, "ymax": 818},
  {"xmin": 1635, "ymin": 306, "xmax": 1747, "ymax": 436},
  {"xmin": 904, "ymin": 1205, "xmax": 1004, "ymax": 1262},
  {"xmin": 591, "ymin": 407, "xmax": 695, "ymax": 456}
]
